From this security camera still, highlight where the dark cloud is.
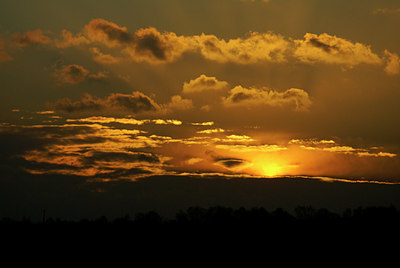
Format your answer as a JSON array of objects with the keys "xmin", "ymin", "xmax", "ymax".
[
  {"xmin": 308, "ymin": 37, "xmax": 338, "ymax": 53},
  {"xmin": 85, "ymin": 151, "xmax": 160, "ymax": 165},
  {"xmin": 53, "ymin": 64, "xmax": 90, "ymax": 84},
  {"xmin": 85, "ymin": 18, "xmax": 133, "ymax": 47},
  {"xmin": 230, "ymin": 92, "xmax": 253, "ymax": 103},
  {"xmin": 214, "ymin": 157, "xmax": 248, "ymax": 168},
  {"xmin": 54, "ymin": 94, "xmax": 104, "ymax": 113},
  {"xmin": 53, "ymin": 64, "xmax": 108, "ymax": 85},
  {"xmin": 107, "ymin": 92, "xmax": 160, "ymax": 113},
  {"xmin": 127, "ymin": 27, "xmax": 192, "ymax": 63},
  {"xmin": 54, "ymin": 91, "xmax": 160, "ymax": 114},
  {"xmin": 134, "ymin": 28, "xmax": 167, "ymax": 60},
  {"xmin": 84, "ymin": 20, "xmax": 189, "ymax": 63},
  {"xmin": 95, "ymin": 167, "xmax": 152, "ymax": 179}
]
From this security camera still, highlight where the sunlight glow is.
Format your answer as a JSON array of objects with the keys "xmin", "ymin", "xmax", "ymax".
[{"xmin": 261, "ymin": 163, "xmax": 284, "ymax": 177}]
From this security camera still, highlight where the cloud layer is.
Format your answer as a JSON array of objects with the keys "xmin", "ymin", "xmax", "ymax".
[
  {"xmin": 6, "ymin": 18, "xmax": 398, "ymax": 75},
  {"xmin": 1, "ymin": 117, "xmax": 398, "ymax": 183}
]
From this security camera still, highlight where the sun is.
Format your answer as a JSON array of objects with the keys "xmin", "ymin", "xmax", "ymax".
[{"xmin": 261, "ymin": 163, "xmax": 283, "ymax": 177}]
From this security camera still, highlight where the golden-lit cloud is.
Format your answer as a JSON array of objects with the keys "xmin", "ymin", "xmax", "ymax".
[
  {"xmin": 294, "ymin": 33, "xmax": 382, "ymax": 67},
  {"xmin": 194, "ymin": 31, "xmax": 289, "ymax": 64},
  {"xmin": 191, "ymin": 121, "xmax": 214, "ymax": 126},
  {"xmin": 90, "ymin": 47, "xmax": 121, "ymax": 64},
  {"xmin": 67, "ymin": 116, "xmax": 183, "ymax": 126},
  {"xmin": 182, "ymin": 74, "xmax": 229, "ymax": 94},
  {"xmin": 84, "ymin": 19, "xmax": 195, "ymax": 64},
  {"xmin": 6, "ymin": 19, "xmax": 398, "ymax": 76},
  {"xmin": 291, "ymin": 138, "xmax": 397, "ymax": 158},
  {"xmin": 215, "ymin": 144, "xmax": 287, "ymax": 153},
  {"xmin": 383, "ymin": 50, "xmax": 400, "ymax": 75},
  {"xmin": 84, "ymin": 18, "xmax": 132, "ymax": 47},
  {"xmin": 222, "ymin": 86, "xmax": 312, "ymax": 111},
  {"xmin": 66, "ymin": 116, "xmax": 150, "ymax": 125},
  {"xmin": 197, "ymin": 128, "xmax": 225, "ymax": 134},
  {"xmin": 125, "ymin": 27, "xmax": 195, "ymax": 64},
  {"xmin": 13, "ymin": 29, "xmax": 51, "ymax": 47},
  {"xmin": 54, "ymin": 29, "xmax": 90, "ymax": 48},
  {"xmin": 162, "ymin": 95, "xmax": 194, "ymax": 112},
  {"xmin": 1, "ymin": 116, "xmax": 399, "ymax": 183}
]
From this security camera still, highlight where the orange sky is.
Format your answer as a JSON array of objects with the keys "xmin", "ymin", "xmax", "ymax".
[{"xmin": 1, "ymin": 0, "xmax": 400, "ymax": 184}]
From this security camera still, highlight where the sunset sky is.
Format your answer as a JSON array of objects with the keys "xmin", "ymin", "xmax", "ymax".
[{"xmin": 1, "ymin": 0, "xmax": 400, "ymax": 219}]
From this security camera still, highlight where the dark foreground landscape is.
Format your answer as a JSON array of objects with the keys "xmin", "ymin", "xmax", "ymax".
[{"xmin": 2, "ymin": 206, "xmax": 400, "ymax": 241}]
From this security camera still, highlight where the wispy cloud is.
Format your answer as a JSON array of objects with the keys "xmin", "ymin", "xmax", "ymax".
[{"xmin": 372, "ymin": 8, "xmax": 400, "ymax": 15}]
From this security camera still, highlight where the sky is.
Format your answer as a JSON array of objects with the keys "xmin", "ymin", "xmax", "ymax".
[{"xmin": 1, "ymin": 0, "xmax": 400, "ymax": 220}]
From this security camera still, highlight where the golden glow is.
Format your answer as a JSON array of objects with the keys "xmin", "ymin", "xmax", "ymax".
[{"xmin": 261, "ymin": 163, "xmax": 284, "ymax": 177}]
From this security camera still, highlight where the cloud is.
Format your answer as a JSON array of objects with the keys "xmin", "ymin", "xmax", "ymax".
[
  {"xmin": 54, "ymin": 29, "xmax": 90, "ymax": 48},
  {"xmin": 215, "ymin": 144, "xmax": 287, "ymax": 153},
  {"xmin": 82, "ymin": 19, "xmax": 290, "ymax": 64},
  {"xmin": 222, "ymin": 86, "xmax": 312, "ymax": 111},
  {"xmin": 0, "ymin": 35, "xmax": 12, "ymax": 63},
  {"xmin": 214, "ymin": 157, "xmax": 249, "ymax": 168},
  {"xmin": 0, "ymin": 123, "xmax": 165, "ymax": 179},
  {"xmin": 67, "ymin": 116, "xmax": 183, "ymax": 126},
  {"xmin": 13, "ymin": 29, "xmax": 51, "ymax": 47},
  {"xmin": 197, "ymin": 128, "xmax": 226, "ymax": 134},
  {"xmin": 384, "ymin": 50, "xmax": 400, "ymax": 75},
  {"xmin": 53, "ymin": 64, "xmax": 108, "ymax": 85},
  {"xmin": 192, "ymin": 122, "xmax": 215, "ymax": 126},
  {"xmin": 294, "ymin": 33, "xmax": 382, "ymax": 67},
  {"xmin": 162, "ymin": 95, "xmax": 194, "ymax": 112},
  {"xmin": 54, "ymin": 91, "xmax": 160, "ymax": 114},
  {"xmin": 125, "ymin": 27, "xmax": 195, "ymax": 64},
  {"xmin": 372, "ymin": 8, "xmax": 400, "ymax": 15},
  {"xmin": 0, "ymin": 50, "xmax": 12, "ymax": 63},
  {"xmin": 182, "ymin": 74, "xmax": 229, "ymax": 94},
  {"xmin": 84, "ymin": 151, "xmax": 160, "ymax": 165},
  {"xmin": 84, "ymin": 19, "xmax": 194, "ymax": 64},
  {"xmin": 53, "ymin": 64, "xmax": 90, "ymax": 84},
  {"xmin": 9, "ymin": 19, "xmax": 395, "ymax": 75},
  {"xmin": 90, "ymin": 47, "xmax": 121, "ymax": 64},
  {"xmin": 194, "ymin": 31, "xmax": 289, "ymax": 64},
  {"xmin": 291, "ymin": 138, "xmax": 397, "ymax": 158},
  {"xmin": 84, "ymin": 18, "xmax": 133, "ymax": 47}
]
